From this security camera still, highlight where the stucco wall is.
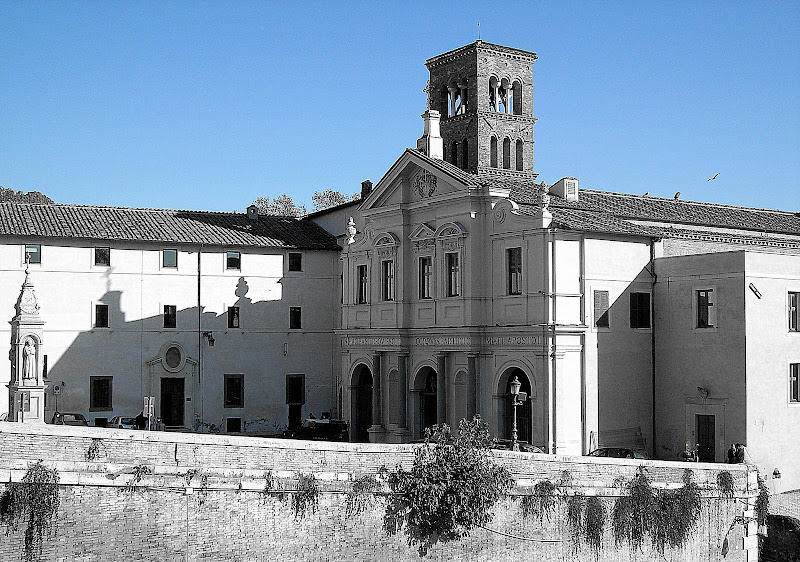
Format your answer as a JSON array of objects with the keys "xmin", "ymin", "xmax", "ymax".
[
  {"xmin": 742, "ymin": 252, "xmax": 800, "ymax": 489},
  {"xmin": 0, "ymin": 424, "xmax": 755, "ymax": 562},
  {"xmin": 0, "ymin": 239, "xmax": 338, "ymax": 431}
]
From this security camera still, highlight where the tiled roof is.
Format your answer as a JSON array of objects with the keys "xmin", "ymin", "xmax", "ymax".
[
  {"xmin": 0, "ymin": 203, "xmax": 340, "ymax": 250},
  {"xmin": 484, "ymin": 176, "xmax": 800, "ymax": 237},
  {"xmin": 412, "ymin": 149, "xmax": 480, "ymax": 186},
  {"xmin": 517, "ymin": 206, "xmax": 661, "ymax": 237}
]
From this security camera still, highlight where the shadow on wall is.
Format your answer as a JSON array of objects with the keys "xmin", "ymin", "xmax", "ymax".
[
  {"xmin": 594, "ymin": 265, "xmax": 655, "ymax": 458},
  {"xmin": 42, "ymin": 274, "xmax": 325, "ymax": 435}
]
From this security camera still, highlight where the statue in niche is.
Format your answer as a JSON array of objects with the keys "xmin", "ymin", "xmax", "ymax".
[{"xmin": 22, "ymin": 338, "xmax": 36, "ymax": 382}]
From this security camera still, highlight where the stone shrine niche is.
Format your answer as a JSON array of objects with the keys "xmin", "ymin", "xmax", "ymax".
[{"xmin": 8, "ymin": 263, "xmax": 47, "ymax": 423}]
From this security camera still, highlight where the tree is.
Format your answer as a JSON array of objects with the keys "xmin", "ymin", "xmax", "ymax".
[
  {"xmin": 0, "ymin": 187, "xmax": 54, "ymax": 204},
  {"xmin": 252, "ymin": 194, "xmax": 306, "ymax": 217},
  {"xmin": 311, "ymin": 189, "xmax": 360, "ymax": 212},
  {"xmin": 383, "ymin": 416, "xmax": 512, "ymax": 556}
]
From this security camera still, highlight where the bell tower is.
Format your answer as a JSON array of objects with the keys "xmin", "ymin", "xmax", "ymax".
[{"xmin": 424, "ymin": 40, "xmax": 538, "ymax": 179}]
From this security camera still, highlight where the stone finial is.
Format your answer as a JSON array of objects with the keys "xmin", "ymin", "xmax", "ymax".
[
  {"xmin": 536, "ymin": 181, "xmax": 550, "ymax": 210},
  {"xmin": 347, "ymin": 217, "xmax": 357, "ymax": 245},
  {"xmin": 15, "ymin": 268, "xmax": 41, "ymax": 319}
]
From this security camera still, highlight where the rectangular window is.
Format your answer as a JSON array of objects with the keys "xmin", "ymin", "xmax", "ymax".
[
  {"xmin": 163, "ymin": 305, "xmax": 177, "ymax": 328},
  {"xmin": 357, "ymin": 264, "xmax": 368, "ymax": 304},
  {"xmin": 790, "ymin": 292, "xmax": 799, "ymax": 332},
  {"xmin": 507, "ymin": 247, "xmax": 522, "ymax": 295},
  {"xmin": 226, "ymin": 251, "xmax": 241, "ymax": 270},
  {"xmin": 226, "ymin": 417, "xmax": 242, "ymax": 433},
  {"xmin": 446, "ymin": 253, "xmax": 460, "ymax": 297},
  {"xmin": 697, "ymin": 289, "xmax": 716, "ymax": 328},
  {"xmin": 90, "ymin": 376, "xmax": 112, "ymax": 411},
  {"xmin": 791, "ymin": 364, "xmax": 799, "ymax": 403},
  {"xmin": 288, "ymin": 252, "xmax": 302, "ymax": 271},
  {"xmin": 419, "ymin": 256, "xmax": 432, "ymax": 299},
  {"xmin": 228, "ymin": 306, "xmax": 240, "ymax": 328},
  {"xmin": 286, "ymin": 374, "xmax": 305, "ymax": 405},
  {"xmin": 593, "ymin": 290, "xmax": 610, "ymax": 328},
  {"xmin": 95, "ymin": 304, "xmax": 109, "ymax": 328},
  {"xmin": 162, "ymin": 249, "xmax": 178, "ymax": 268},
  {"xmin": 382, "ymin": 260, "xmax": 395, "ymax": 301},
  {"xmin": 224, "ymin": 374, "xmax": 244, "ymax": 408},
  {"xmin": 630, "ymin": 292, "xmax": 651, "ymax": 328},
  {"xmin": 289, "ymin": 306, "xmax": 302, "ymax": 329},
  {"xmin": 25, "ymin": 244, "xmax": 41, "ymax": 264},
  {"xmin": 94, "ymin": 247, "xmax": 110, "ymax": 266}
]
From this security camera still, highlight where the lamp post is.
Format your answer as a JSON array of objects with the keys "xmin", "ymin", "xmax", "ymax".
[{"xmin": 509, "ymin": 375, "xmax": 527, "ymax": 451}]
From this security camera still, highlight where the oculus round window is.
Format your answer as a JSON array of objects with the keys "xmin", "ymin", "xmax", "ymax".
[{"xmin": 165, "ymin": 346, "xmax": 182, "ymax": 369}]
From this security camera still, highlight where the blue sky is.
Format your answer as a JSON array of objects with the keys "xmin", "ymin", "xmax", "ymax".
[{"xmin": 2, "ymin": 1, "xmax": 798, "ymax": 212}]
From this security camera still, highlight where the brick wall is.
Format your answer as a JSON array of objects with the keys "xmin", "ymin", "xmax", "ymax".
[{"xmin": 0, "ymin": 424, "xmax": 756, "ymax": 562}]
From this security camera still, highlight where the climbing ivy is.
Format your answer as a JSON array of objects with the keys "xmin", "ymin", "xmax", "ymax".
[
  {"xmin": 291, "ymin": 473, "xmax": 319, "ymax": 519},
  {"xmin": 0, "ymin": 460, "xmax": 60, "ymax": 562},
  {"xmin": 716, "ymin": 470, "xmax": 735, "ymax": 499},
  {"xmin": 612, "ymin": 467, "xmax": 701, "ymax": 555},
  {"xmin": 754, "ymin": 474, "xmax": 769, "ymax": 528},
  {"xmin": 343, "ymin": 474, "xmax": 379, "ymax": 518},
  {"xmin": 519, "ymin": 479, "xmax": 557, "ymax": 522},
  {"xmin": 382, "ymin": 416, "xmax": 512, "ymax": 556}
]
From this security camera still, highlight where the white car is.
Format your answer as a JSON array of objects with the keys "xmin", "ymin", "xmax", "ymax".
[{"xmin": 108, "ymin": 416, "xmax": 138, "ymax": 429}]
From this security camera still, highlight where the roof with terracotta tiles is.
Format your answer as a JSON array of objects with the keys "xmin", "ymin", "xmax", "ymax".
[{"xmin": 0, "ymin": 202, "xmax": 340, "ymax": 250}]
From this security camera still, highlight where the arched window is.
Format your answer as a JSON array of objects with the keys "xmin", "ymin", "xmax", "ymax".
[
  {"xmin": 489, "ymin": 76, "xmax": 498, "ymax": 111},
  {"xmin": 516, "ymin": 139, "xmax": 524, "ymax": 171},
  {"xmin": 500, "ymin": 78, "xmax": 510, "ymax": 113},
  {"xmin": 512, "ymin": 80, "xmax": 522, "ymax": 115},
  {"xmin": 490, "ymin": 136, "xmax": 498, "ymax": 168},
  {"xmin": 503, "ymin": 138, "xmax": 511, "ymax": 169},
  {"xmin": 462, "ymin": 138, "xmax": 468, "ymax": 170},
  {"xmin": 451, "ymin": 140, "xmax": 458, "ymax": 166}
]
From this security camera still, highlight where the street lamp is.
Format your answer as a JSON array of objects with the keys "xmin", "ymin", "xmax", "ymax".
[{"xmin": 509, "ymin": 375, "xmax": 527, "ymax": 451}]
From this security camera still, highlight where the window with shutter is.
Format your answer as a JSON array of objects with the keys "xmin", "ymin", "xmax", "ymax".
[{"xmin": 594, "ymin": 290, "xmax": 610, "ymax": 328}]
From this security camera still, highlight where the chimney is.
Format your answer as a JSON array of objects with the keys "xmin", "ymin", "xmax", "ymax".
[
  {"xmin": 416, "ymin": 109, "xmax": 443, "ymax": 160},
  {"xmin": 246, "ymin": 204, "xmax": 259, "ymax": 220},
  {"xmin": 361, "ymin": 180, "xmax": 373, "ymax": 199},
  {"xmin": 550, "ymin": 177, "xmax": 579, "ymax": 202}
]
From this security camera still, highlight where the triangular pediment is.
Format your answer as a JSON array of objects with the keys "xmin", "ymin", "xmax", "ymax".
[
  {"xmin": 360, "ymin": 149, "xmax": 475, "ymax": 212},
  {"xmin": 408, "ymin": 223, "xmax": 436, "ymax": 241}
]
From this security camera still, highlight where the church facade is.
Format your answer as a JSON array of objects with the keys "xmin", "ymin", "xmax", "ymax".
[{"xmin": 2, "ymin": 41, "xmax": 799, "ymax": 487}]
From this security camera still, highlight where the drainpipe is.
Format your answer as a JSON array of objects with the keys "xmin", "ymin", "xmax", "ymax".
[
  {"xmin": 649, "ymin": 239, "xmax": 657, "ymax": 457},
  {"xmin": 197, "ymin": 244, "xmax": 204, "ymax": 431},
  {"xmin": 550, "ymin": 228, "xmax": 558, "ymax": 455}
]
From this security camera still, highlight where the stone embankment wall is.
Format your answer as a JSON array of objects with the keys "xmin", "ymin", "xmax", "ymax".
[{"xmin": 0, "ymin": 424, "xmax": 757, "ymax": 562}]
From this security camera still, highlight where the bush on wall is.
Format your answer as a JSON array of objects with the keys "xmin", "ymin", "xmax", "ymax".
[{"xmin": 383, "ymin": 416, "xmax": 512, "ymax": 556}]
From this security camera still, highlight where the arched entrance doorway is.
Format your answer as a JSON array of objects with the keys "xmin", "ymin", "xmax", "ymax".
[
  {"xmin": 499, "ymin": 368, "xmax": 533, "ymax": 446},
  {"xmin": 350, "ymin": 364, "xmax": 373, "ymax": 443},
  {"xmin": 414, "ymin": 366, "xmax": 438, "ymax": 438}
]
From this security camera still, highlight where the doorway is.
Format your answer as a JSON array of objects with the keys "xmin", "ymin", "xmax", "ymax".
[
  {"xmin": 161, "ymin": 378, "xmax": 185, "ymax": 428},
  {"xmin": 696, "ymin": 414, "xmax": 715, "ymax": 462},
  {"xmin": 419, "ymin": 367, "xmax": 438, "ymax": 437},
  {"xmin": 350, "ymin": 365, "xmax": 373, "ymax": 443}
]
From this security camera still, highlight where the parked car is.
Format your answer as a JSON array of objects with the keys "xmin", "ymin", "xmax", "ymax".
[
  {"xmin": 283, "ymin": 418, "xmax": 349, "ymax": 442},
  {"xmin": 492, "ymin": 439, "xmax": 545, "ymax": 453},
  {"xmin": 587, "ymin": 447, "xmax": 649, "ymax": 459},
  {"xmin": 51, "ymin": 412, "xmax": 89, "ymax": 426},
  {"xmin": 108, "ymin": 416, "xmax": 138, "ymax": 429}
]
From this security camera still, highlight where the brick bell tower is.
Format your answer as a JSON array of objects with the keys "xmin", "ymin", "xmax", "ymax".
[{"xmin": 424, "ymin": 40, "xmax": 538, "ymax": 180}]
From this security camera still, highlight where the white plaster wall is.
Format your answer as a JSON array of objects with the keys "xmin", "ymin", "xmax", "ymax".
[
  {"xmin": 0, "ymin": 239, "xmax": 337, "ymax": 431},
  {"xmin": 742, "ymin": 252, "xmax": 800, "ymax": 490},
  {"xmin": 654, "ymin": 251, "xmax": 746, "ymax": 463},
  {"xmin": 583, "ymin": 237, "xmax": 654, "ymax": 453}
]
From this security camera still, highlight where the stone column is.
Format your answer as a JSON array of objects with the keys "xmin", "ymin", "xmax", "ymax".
[
  {"xmin": 458, "ymin": 82, "xmax": 467, "ymax": 114},
  {"xmin": 371, "ymin": 352, "xmax": 382, "ymax": 428},
  {"xmin": 398, "ymin": 352, "xmax": 409, "ymax": 430},
  {"xmin": 467, "ymin": 352, "xmax": 479, "ymax": 419},
  {"xmin": 436, "ymin": 353, "xmax": 447, "ymax": 425},
  {"xmin": 447, "ymin": 86, "xmax": 459, "ymax": 116}
]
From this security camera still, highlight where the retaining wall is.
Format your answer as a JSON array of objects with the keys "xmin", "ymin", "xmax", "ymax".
[{"xmin": 0, "ymin": 424, "xmax": 758, "ymax": 562}]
